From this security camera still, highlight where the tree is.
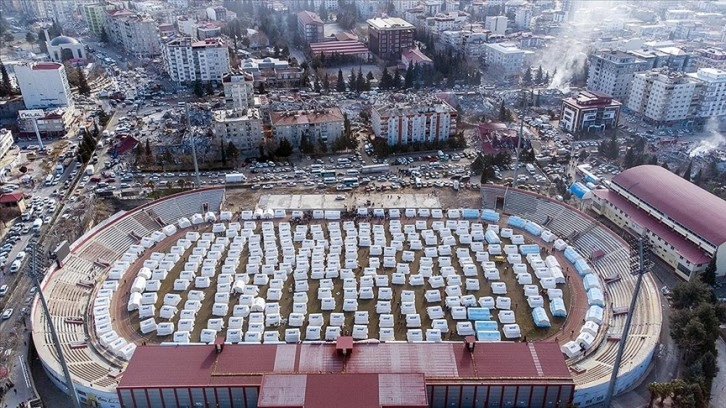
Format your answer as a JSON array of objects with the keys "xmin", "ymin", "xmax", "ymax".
[
  {"xmin": 479, "ymin": 154, "xmax": 496, "ymax": 183},
  {"xmin": 470, "ymin": 154, "xmax": 484, "ymax": 175},
  {"xmin": 220, "ymin": 139, "xmax": 227, "ymax": 166},
  {"xmin": 323, "ymin": 73, "xmax": 330, "ymax": 91},
  {"xmin": 300, "ymin": 133, "xmax": 314, "ymax": 154},
  {"xmin": 100, "ymin": 28, "xmax": 109, "ymax": 43},
  {"xmin": 25, "ymin": 32, "xmax": 36, "ymax": 45},
  {"xmin": 257, "ymin": 82, "xmax": 265, "ymax": 94},
  {"xmin": 380, "ymin": 67, "xmax": 393, "ymax": 89},
  {"xmin": 392, "ymin": 68, "xmax": 402, "ymax": 89},
  {"xmin": 522, "ymin": 67, "xmax": 532, "ymax": 85},
  {"xmin": 348, "ymin": 67, "xmax": 356, "ymax": 91},
  {"xmin": 77, "ymin": 67, "xmax": 91, "ymax": 96},
  {"xmin": 193, "ymin": 80, "xmax": 204, "ymax": 97},
  {"xmin": 669, "ymin": 279, "xmax": 715, "ymax": 310},
  {"xmin": 36, "ymin": 30, "xmax": 48, "ymax": 53},
  {"xmin": 145, "ymin": 139, "xmax": 153, "ymax": 164},
  {"xmin": 499, "ymin": 101, "xmax": 507, "ymax": 122},
  {"xmin": 702, "ymin": 255, "xmax": 717, "ymax": 287},
  {"xmin": 275, "ymin": 138, "xmax": 293, "ymax": 157},
  {"xmin": 206, "ymin": 82, "xmax": 215, "ymax": 96},
  {"xmin": 226, "ymin": 141, "xmax": 240, "ymax": 165},
  {"xmin": 0, "ymin": 58, "xmax": 11, "ymax": 96},
  {"xmin": 318, "ymin": 3, "xmax": 329, "ymax": 21},
  {"xmin": 336, "ymin": 69, "xmax": 346, "ymax": 92},
  {"xmin": 535, "ymin": 65, "xmax": 543, "ymax": 84},
  {"xmin": 682, "ymin": 160, "xmax": 693, "ymax": 181}
]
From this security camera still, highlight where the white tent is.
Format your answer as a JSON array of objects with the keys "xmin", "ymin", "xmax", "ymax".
[
  {"xmin": 491, "ymin": 282, "xmax": 507, "ymax": 295},
  {"xmin": 577, "ymin": 332, "xmax": 595, "ymax": 350},
  {"xmin": 325, "ymin": 326, "xmax": 341, "ymax": 341},
  {"xmin": 140, "ymin": 318, "xmax": 157, "ymax": 334},
  {"xmin": 456, "ymin": 322, "xmax": 475, "ymax": 336},
  {"xmin": 560, "ymin": 341, "xmax": 582, "ymax": 359},
  {"xmin": 502, "ymin": 324, "xmax": 521, "ymax": 339},
  {"xmin": 157, "ymin": 323, "xmax": 174, "ymax": 336},
  {"xmin": 127, "ymin": 293, "xmax": 142, "ymax": 312},
  {"xmin": 498, "ymin": 310, "xmax": 516, "ymax": 324},
  {"xmin": 478, "ymin": 296, "xmax": 495, "ymax": 309}
]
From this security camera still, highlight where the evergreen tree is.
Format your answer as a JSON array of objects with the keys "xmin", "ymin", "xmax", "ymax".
[
  {"xmin": 314, "ymin": 79, "xmax": 321, "ymax": 93},
  {"xmin": 404, "ymin": 62, "xmax": 414, "ymax": 89},
  {"xmin": 323, "ymin": 73, "xmax": 330, "ymax": 91},
  {"xmin": 206, "ymin": 82, "xmax": 215, "ymax": 96},
  {"xmin": 220, "ymin": 139, "xmax": 227, "ymax": 166},
  {"xmin": 694, "ymin": 168, "xmax": 703, "ymax": 185},
  {"xmin": 77, "ymin": 67, "xmax": 91, "ymax": 96},
  {"xmin": 498, "ymin": 101, "xmax": 507, "ymax": 122},
  {"xmin": 683, "ymin": 160, "xmax": 693, "ymax": 181},
  {"xmin": 0, "ymin": 59, "xmax": 11, "ymax": 96},
  {"xmin": 392, "ymin": 68, "xmax": 402, "ymax": 89},
  {"xmin": 366, "ymin": 71, "xmax": 374, "ymax": 81},
  {"xmin": 379, "ymin": 67, "xmax": 393, "ymax": 89},
  {"xmin": 543, "ymin": 72, "xmax": 550, "ymax": 85},
  {"xmin": 25, "ymin": 32, "xmax": 36, "ymax": 45},
  {"xmin": 349, "ymin": 67, "xmax": 356, "ymax": 91},
  {"xmin": 193, "ymin": 80, "xmax": 204, "ymax": 97},
  {"xmin": 522, "ymin": 67, "xmax": 533, "ymax": 85},
  {"xmin": 535, "ymin": 65, "xmax": 543, "ymax": 84},
  {"xmin": 336, "ymin": 69, "xmax": 346, "ymax": 92},
  {"xmin": 275, "ymin": 138, "xmax": 293, "ymax": 157},
  {"xmin": 701, "ymin": 256, "xmax": 717, "ymax": 286},
  {"xmin": 257, "ymin": 82, "xmax": 265, "ymax": 94},
  {"xmin": 318, "ymin": 2, "xmax": 328, "ymax": 21},
  {"xmin": 36, "ymin": 30, "xmax": 48, "ymax": 53},
  {"xmin": 226, "ymin": 141, "xmax": 240, "ymax": 165},
  {"xmin": 356, "ymin": 69, "xmax": 365, "ymax": 92}
]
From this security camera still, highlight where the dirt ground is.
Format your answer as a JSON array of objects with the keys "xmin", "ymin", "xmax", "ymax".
[{"xmin": 113, "ymin": 186, "xmax": 568, "ymax": 344}]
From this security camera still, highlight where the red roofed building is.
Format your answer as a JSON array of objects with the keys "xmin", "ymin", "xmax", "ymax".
[
  {"xmin": 309, "ymin": 40, "xmax": 371, "ymax": 62},
  {"xmin": 591, "ymin": 165, "xmax": 726, "ymax": 279},
  {"xmin": 117, "ymin": 342, "xmax": 573, "ymax": 407},
  {"xmin": 559, "ymin": 91, "xmax": 621, "ymax": 133},
  {"xmin": 401, "ymin": 48, "xmax": 433, "ymax": 67}
]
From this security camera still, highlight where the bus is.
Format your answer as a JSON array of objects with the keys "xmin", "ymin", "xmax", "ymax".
[{"xmin": 341, "ymin": 177, "xmax": 359, "ymax": 187}]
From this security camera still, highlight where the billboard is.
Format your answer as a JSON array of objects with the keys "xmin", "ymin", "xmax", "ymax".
[{"xmin": 19, "ymin": 109, "xmax": 45, "ymax": 119}]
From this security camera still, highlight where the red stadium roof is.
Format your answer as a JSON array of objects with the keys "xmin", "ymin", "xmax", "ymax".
[
  {"xmin": 593, "ymin": 189, "xmax": 711, "ymax": 264},
  {"xmin": 257, "ymin": 373, "xmax": 428, "ymax": 408},
  {"xmin": 611, "ymin": 165, "xmax": 726, "ymax": 246},
  {"xmin": 309, "ymin": 40, "xmax": 370, "ymax": 57},
  {"xmin": 118, "ymin": 342, "xmax": 571, "ymax": 389}
]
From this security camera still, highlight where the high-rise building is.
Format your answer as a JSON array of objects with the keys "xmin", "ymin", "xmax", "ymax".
[
  {"xmin": 81, "ymin": 3, "xmax": 108, "ymax": 36},
  {"xmin": 372, "ymin": 94, "xmax": 457, "ymax": 146},
  {"xmin": 297, "ymin": 11, "xmax": 325, "ymax": 44},
  {"xmin": 14, "ymin": 62, "xmax": 73, "ymax": 110},
  {"xmin": 515, "ymin": 7, "xmax": 533, "ymax": 30},
  {"xmin": 223, "ymin": 71, "xmax": 255, "ymax": 110},
  {"xmin": 484, "ymin": 15, "xmax": 508, "ymax": 36},
  {"xmin": 688, "ymin": 68, "xmax": 726, "ymax": 118},
  {"xmin": 367, "ymin": 17, "xmax": 415, "ymax": 60},
  {"xmin": 105, "ymin": 10, "xmax": 162, "ymax": 57},
  {"xmin": 270, "ymin": 108, "xmax": 345, "ymax": 148},
  {"xmin": 627, "ymin": 69, "xmax": 698, "ymax": 124},
  {"xmin": 483, "ymin": 43, "xmax": 533, "ymax": 76},
  {"xmin": 0, "ymin": 128, "xmax": 13, "ymax": 161},
  {"xmin": 587, "ymin": 50, "xmax": 650, "ymax": 102},
  {"xmin": 212, "ymin": 108, "xmax": 263, "ymax": 152},
  {"xmin": 162, "ymin": 37, "xmax": 230, "ymax": 83}
]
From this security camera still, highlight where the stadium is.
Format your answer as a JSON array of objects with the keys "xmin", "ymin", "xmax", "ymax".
[{"xmin": 30, "ymin": 185, "xmax": 661, "ymax": 408}]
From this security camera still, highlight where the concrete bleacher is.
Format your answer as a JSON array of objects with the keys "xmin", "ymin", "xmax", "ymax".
[
  {"xmin": 31, "ymin": 189, "xmax": 226, "ymax": 398},
  {"xmin": 481, "ymin": 185, "xmax": 662, "ymax": 401}
]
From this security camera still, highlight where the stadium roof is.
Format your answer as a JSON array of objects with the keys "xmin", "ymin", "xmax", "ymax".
[
  {"xmin": 118, "ymin": 342, "xmax": 571, "ymax": 389},
  {"xmin": 593, "ymin": 189, "xmax": 711, "ymax": 264},
  {"xmin": 611, "ymin": 165, "xmax": 726, "ymax": 247},
  {"xmin": 309, "ymin": 40, "xmax": 370, "ymax": 57}
]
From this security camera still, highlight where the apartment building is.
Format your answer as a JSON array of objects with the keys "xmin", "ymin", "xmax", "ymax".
[
  {"xmin": 212, "ymin": 108, "xmax": 263, "ymax": 152},
  {"xmin": 688, "ymin": 68, "xmax": 726, "ymax": 118},
  {"xmin": 627, "ymin": 69, "xmax": 698, "ymax": 124},
  {"xmin": 81, "ymin": 3, "xmax": 108, "ymax": 35},
  {"xmin": 222, "ymin": 71, "xmax": 255, "ymax": 110},
  {"xmin": 484, "ymin": 15, "xmax": 508, "ymax": 35},
  {"xmin": 560, "ymin": 91, "xmax": 621, "ymax": 133},
  {"xmin": 297, "ymin": 11, "xmax": 325, "ymax": 44},
  {"xmin": 14, "ymin": 62, "xmax": 73, "ymax": 110},
  {"xmin": 515, "ymin": 7, "xmax": 533, "ymax": 30},
  {"xmin": 367, "ymin": 17, "xmax": 415, "ymax": 60},
  {"xmin": 627, "ymin": 47, "xmax": 692, "ymax": 72},
  {"xmin": 162, "ymin": 37, "xmax": 230, "ymax": 84},
  {"xmin": 0, "ymin": 128, "xmax": 13, "ymax": 161},
  {"xmin": 587, "ymin": 50, "xmax": 650, "ymax": 101},
  {"xmin": 238, "ymin": 57, "xmax": 303, "ymax": 88},
  {"xmin": 372, "ymin": 95, "xmax": 457, "ymax": 146},
  {"xmin": 483, "ymin": 43, "xmax": 533, "ymax": 76},
  {"xmin": 270, "ymin": 108, "xmax": 345, "ymax": 148},
  {"xmin": 105, "ymin": 10, "xmax": 162, "ymax": 57}
]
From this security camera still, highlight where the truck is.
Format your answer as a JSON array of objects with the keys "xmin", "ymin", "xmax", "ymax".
[
  {"xmin": 32, "ymin": 218, "xmax": 43, "ymax": 234},
  {"xmin": 525, "ymin": 163, "xmax": 536, "ymax": 175},
  {"xmin": 85, "ymin": 165, "xmax": 95, "ymax": 176},
  {"xmin": 360, "ymin": 164, "xmax": 390, "ymax": 174},
  {"xmin": 225, "ymin": 173, "xmax": 247, "ymax": 184}
]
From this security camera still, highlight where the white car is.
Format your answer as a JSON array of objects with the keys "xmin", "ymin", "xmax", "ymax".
[{"xmin": 2, "ymin": 308, "xmax": 13, "ymax": 320}]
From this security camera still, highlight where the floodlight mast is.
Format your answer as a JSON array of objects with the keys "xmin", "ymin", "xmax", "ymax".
[
  {"xmin": 30, "ymin": 240, "xmax": 81, "ymax": 408},
  {"xmin": 184, "ymin": 102, "xmax": 201, "ymax": 187},
  {"xmin": 604, "ymin": 236, "xmax": 649, "ymax": 406}
]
